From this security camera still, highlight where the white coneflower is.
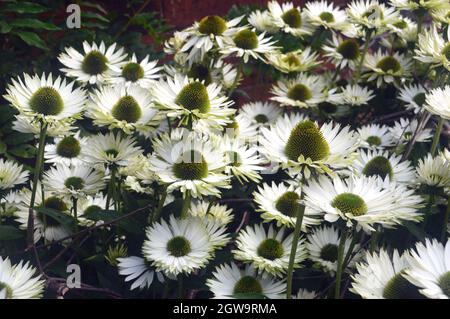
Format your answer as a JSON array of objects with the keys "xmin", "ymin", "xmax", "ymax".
[
  {"xmin": 106, "ymin": 54, "xmax": 162, "ymax": 88},
  {"xmin": 390, "ymin": 0, "xmax": 450, "ymax": 12},
  {"xmin": 415, "ymin": 153, "xmax": 450, "ymax": 192},
  {"xmin": 398, "ymin": 83, "xmax": 428, "ymax": 114},
  {"xmin": 266, "ymin": 48, "xmax": 320, "ymax": 73},
  {"xmin": 12, "ymin": 114, "xmax": 75, "ymax": 138},
  {"xmin": 404, "ymin": 238, "xmax": 450, "ymax": 299},
  {"xmin": 329, "ymin": 84, "xmax": 375, "ymax": 106},
  {"xmin": 270, "ymin": 73, "xmax": 328, "ymax": 108},
  {"xmin": 0, "ymin": 257, "xmax": 45, "ymax": 299},
  {"xmin": 188, "ymin": 200, "xmax": 233, "ymax": 227},
  {"xmin": 4, "ymin": 73, "xmax": 86, "ymax": 124},
  {"xmin": 117, "ymin": 256, "xmax": 165, "ymax": 290},
  {"xmin": 206, "ymin": 263, "xmax": 286, "ymax": 299},
  {"xmin": 424, "ymin": 85, "xmax": 450, "ymax": 119},
  {"xmin": 248, "ymin": 10, "xmax": 279, "ymax": 33},
  {"xmin": 322, "ymin": 34, "xmax": 361, "ymax": 69},
  {"xmin": 58, "ymin": 41, "xmax": 127, "ymax": 84},
  {"xmin": 305, "ymin": 0, "xmax": 349, "ymax": 31},
  {"xmin": 357, "ymin": 124, "xmax": 395, "ymax": 150},
  {"xmin": 364, "ymin": 50, "xmax": 413, "ymax": 87},
  {"xmin": 347, "ymin": 0, "xmax": 400, "ymax": 34},
  {"xmin": 253, "ymin": 181, "xmax": 321, "ymax": 229},
  {"xmin": 238, "ymin": 101, "xmax": 282, "ymax": 128},
  {"xmin": 86, "ymin": 84, "xmax": 159, "ymax": 134},
  {"xmin": 233, "ymin": 223, "xmax": 307, "ymax": 277},
  {"xmin": 44, "ymin": 131, "xmax": 87, "ymax": 167},
  {"xmin": 415, "ymin": 26, "xmax": 450, "ymax": 71},
  {"xmin": 389, "ymin": 118, "xmax": 433, "ymax": 145},
  {"xmin": 267, "ymin": 1, "xmax": 314, "ymax": 37},
  {"xmin": 0, "ymin": 159, "xmax": 28, "ymax": 190}
]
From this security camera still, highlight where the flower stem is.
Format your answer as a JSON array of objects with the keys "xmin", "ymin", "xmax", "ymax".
[
  {"xmin": 105, "ymin": 167, "xmax": 116, "ymax": 210},
  {"xmin": 27, "ymin": 122, "xmax": 47, "ymax": 245},
  {"xmin": 430, "ymin": 117, "xmax": 444, "ymax": 156},
  {"xmin": 152, "ymin": 188, "xmax": 167, "ymax": 223},
  {"xmin": 180, "ymin": 190, "xmax": 191, "ymax": 219},
  {"xmin": 441, "ymin": 196, "xmax": 450, "ymax": 243},
  {"xmin": 334, "ymin": 228, "xmax": 348, "ymax": 299},
  {"xmin": 72, "ymin": 197, "xmax": 78, "ymax": 232},
  {"xmin": 353, "ymin": 32, "xmax": 371, "ymax": 84},
  {"xmin": 286, "ymin": 200, "xmax": 306, "ymax": 299}
]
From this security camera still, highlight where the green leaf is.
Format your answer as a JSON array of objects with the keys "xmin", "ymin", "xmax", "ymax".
[
  {"xmin": 0, "ymin": 21, "xmax": 12, "ymax": 33},
  {"xmin": 8, "ymin": 144, "xmax": 36, "ymax": 158},
  {"xmin": 10, "ymin": 19, "xmax": 61, "ymax": 31},
  {"xmin": 0, "ymin": 141, "xmax": 6, "ymax": 154},
  {"xmin": 0, "ymin": 225, "xmax": 24, "ymax": 240},
  {"xmin": 14, "ymin": 31, "xmax": 47, "ymax": 50},
  {"xmin": 404, "ymin": 222, "xmax": 426, "ymax": 241},
  {"xmin": 81, "ymin": 12, "xmax": 109, "ymax": 23},
  {"xmin": 4, "ymin": 132, "xmax": 34, "ymax": 145},
  {"xmin": 35, "ymin": 207, "xmax": 76, "ymax": 232},
  {"xmin": 4, "ymin": 2, "xmax": 47, "ymax": 13}
]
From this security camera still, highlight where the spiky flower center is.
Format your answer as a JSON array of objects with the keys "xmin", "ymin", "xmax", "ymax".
[
  {"xmin": 166, "ymin": 236, "xmax": 191, "ymax": 257},
  {"xmin": 82, "ymin": 50, "xmax": 108, "ymax": 75},
  {"xmin": 255, "ymin": 114, "xmax": 269, "ymax": 123},
  {"xmin": 257, "ymin": 238, "xmax": 284, "ymax": 260},
  {"xmin": 112, "ymin": 95, "xmax": 142, "ymax": 123},
  {"xmin": 175, "ymin": 82, "xmax": 211, "ymax": 113},
  {"xmin": 442, "ymin": 43, "xmax": 450, "ymax": 61},
  {"xmin": 366, "ymin": 135, "xmax": 381, "ymax": 146},
  {"xmin": 383, "ymin": 272, "xmax": 423, "ymax": 299},
  {"xmin": 319, "ymin": 12, "xmax": 335, "ymax": 23},
  {"xmin": 287, "ymin": 84, "xmax": 312, "ymax": 102},
  {"xmin": 282, "ymin": 54, "xmax": 301, "ymax": 66},
  {"xmin": 0, "ymin": 282, "xmax": 13, "ymax": 299},
  {"xmin": 285, "ymin": 120, "xmax": 330, "ymax": 162},
  {"xmin": 64, "ymin": 176, "xmax": 85, "ymax": 191},
  {"xmin": 233, "ymin": 30, "xmax": 259, "ymax": 50},
  {"xmin": 233, "ymin": 276, "xmax": 263, "ymax": 295},
  {"xmin": 121, "ymin": 62, "xmax": 144, "ymax": 82},
  {"xmin": 188, "ymin": 64, "xmax": 212, "ymax": 85},
  {"xmin": 376, "ymin": 56, "xmax": 401, "ymax": 73},
  {"xmin": 282, "ymin": 8, "xmax": 302, "ymax": 28},
  {"xmin": 40, "ymin": 196, "xmax": 68, "ymax": 226},
  {"xmin": 337, "ymin": 40, "xmax": 360, "ymax": 60},
  {"xmin": 275, "ymin": 191, "xmax": 300, "ymax": 217},
  {"xmin": 29, "ymin": 87, "xmax": 64, "ymax": 116},
  {"xmin": 319, "ymin": 243, "xmax": 338, "ymax": 262},
  {"xmin": 412, "ymin": 92, "xmax": 426, "ymax": 106},
  {"xmin": 438, "ymin": 271, "xmax": 450, "ymax": 298},
  {"xmin": 226, "ymin": 151, "xmax": 242, "ymax": 167},
  {"xmin": 173, "ymin": 150, "xmax": 209, "ymax": 180},
  {"xmin": 56, "ymin": 136, "xmax": 81, "ymax": 158},
  {"xmin": 331, "ymin": 193, "xmax": 368, "ymax": 216},
  {"xmin": 198, "ymin": 15, "xmax": 227, "ymax": 35},
  {"xmin": 362, "ymin": 155, "xmax": 393, "ymax": 180}
]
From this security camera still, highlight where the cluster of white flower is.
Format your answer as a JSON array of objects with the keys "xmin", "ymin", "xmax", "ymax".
[{"xmin": 0, "ymin": 0, "xmax": 449, "ymax": 300}]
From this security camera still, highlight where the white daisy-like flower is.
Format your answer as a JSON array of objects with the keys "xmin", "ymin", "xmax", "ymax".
[
  {"xmin": 398, "ymin": 83, "xmax": 427, "ymax": 113},
  {"xmin": 233, "ymin": 223, "xmax": 307, "ymax": 277},
  {"xmin": 4, "ymin": 73, "xmax": 86, "ymax": 124},
  {"xmin": 253, "ymin": 181, "xmax": 321, "ymax": 229},
  {"xmin": 351, "ymin": 249, "xmax": 424, "ymax": 299},
  {"xmin": 430, "ymin": 8, "xmax": 450, "ymax": 24},
  {"xmin": 152, "ymin": 74, "xmax": 234, "ymax": 132},
  {"xmin": 224, "ymin": 114, "xmax": 260, "ymax": 144},
  {"xmin": 415, "ymin": 153, "xmax": 450, "ymax": 191},
  {"xmin": 0, "ymin": 190, "xmax": 21, "ymax": 217},
  {"xmin": 347, "ymin": 0, "xmax": 400, "ymax": 34},
  {"xmin": 44, "ymin": 131, "xmax": 87, "ymax": 167},
  {"xmin": 390, "ymin": 0, "xmax": 450, "ymax": 11},
  {"xmin": 106, "ymin": 54, "xmax": 162, "ymax": 88},
  {"xmin": 386, "ymin": 16, "xmax": 417, "ymax": 44},
  {"xmin": 238, "ymin": 101, "xmax": 282, "ymax": 128},
  {"xmin": 142, "ymin": 216, "xmax": 214, "ymax": 276},
  {"xmin": 294, "ymin": 288, "xmax": 319, "ymax": 299},
  {"xmin": 214, "ymin": 134, "xmax": 264, "ymax": 183},
  {"xmin": 12, "ymin": 114, "xmax": 75, "ymax": 138},
  {"xmin": 58, "ymin": 41, "xmax": 127, "ymax": 84},
  {"xmin": 15, "ymin": 186, "xmax": 72, "ymax": 243},
  {"xmin": 0, "ymin": 257, "xmax": 45, "ymax": 299},
  {"xmin": 76, "ymin": 193, "xmax": 114, "ymax": 226},
  {"xmin": 305, "ymin": 0, "xmax": 349, "ymax": 31},
  {"xmin": 149, "ymin": 131, "xmax": 230, "ymax": 198},
  {"xmin": 43, "ymin": 164, "xmax": 105, "ymax": 199},
  {"xmin": 329, "ymin": 84, "xmax": 375, "ymax": 106},
  {"xmin": 270, "ymin": 73, "xmax": 328, "ymax": 108},
  {"xmin": 206, "ymin": 263, "xmax": 286, "ymax": 299},
  {"xmin": 303, "ymin": 175, "xmax": 421, "ymax": 232},
  {"xmin": 364, "ymin": 49, "xmax": 413, "ymax": 87},
  {"xmin": 266, "ymin": 48, "xmax": 320, "ymax": 73},
  {"xmin": 221, "ymin": 28, "xmax": 278, "ymax": 63},
  {"xmin": 267, "ymin": 1, "xmax": 315, "ymax": 37},
  {"xmin": 83, "ymin": 132, "xmax": 143, "ymax": 169},
  {"xmin": 322, "ymin": 34, "xmax": 361, "ymax": 69},
  {"xmin": 117, "ymin": 256, "xmax": 165, "ymax": 290},
  {"xmin": 357, "ymin": 124, "xmax": 395, "ymax": 150},
  {"xmin": 180, "ymin": 15, "xmax": 244, "ymax": 65},
  {"xmin": 404, "ymin": 238, "xmax": 450, "ymax": 299},
  {"xmin": 307, "ymin": 225, "xmax": 361, "ymax": 274},
  {"xmin": 425, "ymin": 85, "xmax": 450, "ymax": 119},
  {"xmin": 188, "ymin": 200, "xmax": 233, "ymax": 227},
  {"xmin": 351, "ymin": 149, "xmax": 415, "ymax": 184},
  {"xmin": 389, "ymin": 118, "xmax": 433, "ymax": 145},
  {"xmin": 86, "ymin": 84, "xmax": 159, "ymax": 134},
  {"xmin": 259, "ymin": 113, "xmax": 359, "ymax": 178},
  {"xmin": 0, "ymin": 158, "xmax": 28, "ymax": 190},
  {"xmin": 415, "ymin": 26, "xmax": 450, "ymax": 71},
  {"xmin": 248, "ymin": 10, "xmax": 279, "ymax": 33}
]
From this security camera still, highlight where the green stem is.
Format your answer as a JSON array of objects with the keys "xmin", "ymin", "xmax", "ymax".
[
  {"xmin": 286, "ymin": 200, "xmax": 306, "ymax": 299},
  {"xmin": 353, "ymin": 33, "xmax": 371, "ymax": 84},
  {"xmin": 105, "ymin": 167, "xmax": 116, "ymax": 210},
  {"xmin": 342, "ymin": 229, "xmax": 358, "ymax": 268},
  {"xmin": 152, "ymin": 188, "xmax": 167, "ymax": 223},
  {"xmin": 72, "ymin": 197, "xmax": 78, "ymax": 232},
  {"xmin": 180, "ymin": 190, "xmax": 191, "ymax": 219},
  {"xmin": 430, "ymin": 118, "xmax": 444, "ymax": 156},
  {"xmin": 334, "ymin": 228, "xmax": 349, "ymax": 299},
  {"xmin": 422, "ymin": 194, "xmax": 435, "ymax": 230},
  {"xmin": 441, "ymin": 196, "xmax": 450, "ymax": 243},
  {"xmin": 27, "ymin": 122, "xmax": 47, "ymax": 245}
]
